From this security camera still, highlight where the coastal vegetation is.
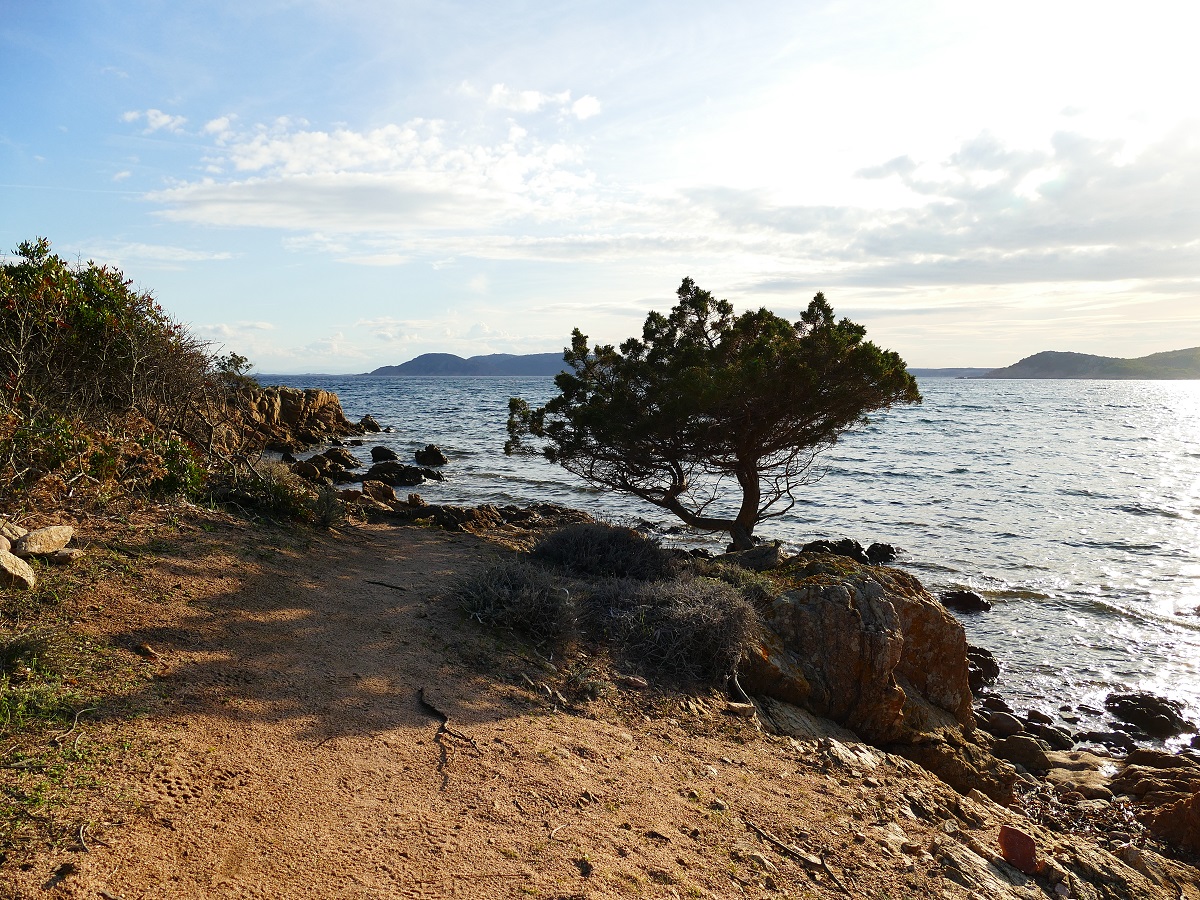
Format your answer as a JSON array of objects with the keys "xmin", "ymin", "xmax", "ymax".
[{"xmin": 505, "ymin": 277, "xmax": 921, "ymax": 550}]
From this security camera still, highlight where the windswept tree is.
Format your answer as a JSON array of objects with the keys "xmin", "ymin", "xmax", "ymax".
[{"xmin": 506, "ymin": 278, "xmax": 921, "ymax": 550}]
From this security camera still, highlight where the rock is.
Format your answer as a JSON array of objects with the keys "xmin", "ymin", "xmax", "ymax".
[
  {"xmin": 50, "ymin": 548, "xmax": 85, "ymax": 566},
  {"xmin": 414, "ymin": 444, "xmax": 448, "ymax": 466},
  {"xmin": 0, "ymin": 535, "xmax": 8, "ymax": 554},
  {"xmin": 1124, "ymin": 748, "xmax": 1199, "ymax": 771},
  {"xmin": 1141, "ymin": 791, "xmax": 1200, "ymax": 854},
  {"xmin": 292, "ymin": 460, "xmax": 322, "ymax": 481},
  {"xmin": 980, "ymin": 710, "xmax": 1024, "ymax": 738},
  {"xmin": 1025, "ymin": 709, "xmax": 1054, "ymax": 726},
  {"xmin": 12, "ymin": 525, "xmax": 74, "ymax": 557},
  {"xmin": 980, "ymin": 696, "xmax": 1014, "ymax": 714},
  {"xmin": 717, "ymin": 542, "xmax": 787, "ymax": 571},
  {"xmin": 361, "ymin": 480, "xmax": 396, "ymax": 504},
  {"xmin": 406, "ymin": 493, "xmax": 427, "ymax": 507},
  {"xmin": 280, "ymin": 450, "xmax": 297, "ymax": 463},
  {"xmin": 371, "ymin": 445, "xmax": 398, "ymax": 462},
  {"xmin": 800, "ymin": 538, "xmax": 871, "ymax": 565},
  {"xmin": 1105, "ymin": 691, "xmax": 1196, "ymax": 739},
  {"xmin": 1076, "ymin": 730, "xmax": 1137, "ymax": 753},
  {"xmin": 0, "ymin": 520, "xmax": 28, "ymax": 542},
  {"xmin": 894, "ymin": 727, "xmax": 1017, "ymax": 804},
  {"xmin": 363, "ymin": 461, "xmax": 443, "ymax": 486},
  {"xmin": 966, "ymin": 645, "xmax": 999, "ymax": 692},
  {"xmin": 1029, "ymin": 722, "xmax": 1075, "ymax": 751},
  {"xmin": 997, "ymin": 824, "xmax": 1041, "ymax": 874},
  {"xmin": 0, "ymin": 550, "xmax": 37, "ymax": 589},
  {"xmin": 336, "ymin": 489, "xmax": 363, "ymax": 502},
  {"xmin": 360, "ymin": 414, "xmax": 382, "ymax": 432},
  {"xmin": 319, "ymin": 447, "xmax": 360, "ymax": 469},
  {"xmin": 865, "ymin": 542, "xmax": 898, "ymax": 564},
  {"xmin": 939, "ymin": 590, "xmax": 992, "ymax": 613},
  {"xmin": 994, "ymin": 734, "xmax": 1052, "ymax": 771}
]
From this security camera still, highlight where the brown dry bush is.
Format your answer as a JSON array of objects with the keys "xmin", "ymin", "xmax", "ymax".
[
  {"xmin": 452, "ymin": 557, "xmax": 573, "ymax": 643},
  {"xmin": 531, "ymin": 521, "xmax": 673, "ymax": 581}
]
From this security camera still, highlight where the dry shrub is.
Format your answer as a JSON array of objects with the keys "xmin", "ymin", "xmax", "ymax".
[
  {"xmin": 453, "ymin": 558, "xmax": 572, "ymax": 643},
  {"xmin": 205, "ymin": 460, "xmax": 316, "ymax": 523},
  {"xmin": 532, "ymin": 522, "xmax": 672, "ymax": 581},
  {"xmin": 584, "ymin": 575, "xmax": 760, "ymax": 683}
]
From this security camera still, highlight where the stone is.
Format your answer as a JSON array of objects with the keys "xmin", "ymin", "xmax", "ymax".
[
  {"xmin": 371, "ymin": 445, "xmax": 398, "ymax": 462},
  {"xmin": 363, "ymin": 461, "xmax": 443, "ymax": 486},
  {"xmin": 717, "ymin": 542, "xmax": 787, "ymax": 572},
  {"xmin": 1124, "ymin": 748, "xmax": 1199, "ymax": 770},
  {"xmin": 292, "ymin": 460, "xmax": 322, "ymax": 481},
  {"xmin": 980, "ymin": 696, "xmax": 1014, "ymax": 714},
  {"xmin": 994, "ymin": 734, "xmax": 1052, "ymax": 771},
  {"xmin": 980, "ymin": 710, "xmax": 1024, "ymax": 738},
  {"xmin": 866, "ymin": 542, "xmax": 898, "ymax": 564},
  {"xmin": 1025, "ymin": 709, "xmax": 1054, "ymax": 726},
  {"xmin": 800, "ymin": 538, "xmax": 871, "ymax": 565},
  {"xmin": 361, "ymin": 480, "xmax": 396, "ymax": 504},
  {"xmin": 360, "ymin": 414, "xmax": 382, "ymax": 432},
  {"xmin": 0, "ymin": 520, "xmax": 28, "ymax": 542},
  {"xmin": 12, "ymin": 525, "xmax": 74, "ymax": 557},
  {"xmin": 320, "ymin": 447, "xmax": 360, "ymax": 469},
  {"xmin": 414, "ymin": 444, "xmax": 448, "ymax": 466},
  {"xmin": 966, "ymin": 645, "xmax": 999, "ymax": 692},
  {"xmin": 997, "ymin": 824, "xmax": 1041, "ymax": 875},
  {"xmin": 0, "ymin": 550, "xmax": 37, "ymax": 589},
  {"xmin": 1106, "ymin": 691, "xmax": 1196, "ymax": 739},
  {"xmin": 939, "ymin": 590, "xmax": 992, "ymax": 613},
  {"xmin": 1029, "ymin": 722, "xmax": 1074, "ymax": 751},
  {"xmin": 1140, "ymin": 791, "xmax": 1200, "ymax": 854},
  {"xmin": 50, "ymin": 548, "xmax": 86, "ymax": 566},
  {"xmin": 0, "ymin": 535, "xmax": 8, "ymax": 554}
]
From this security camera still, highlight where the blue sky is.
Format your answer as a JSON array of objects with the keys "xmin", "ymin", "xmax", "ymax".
[{"xmin": 3, "ymin": 1, "xmax": 1198, "ymax": 372}]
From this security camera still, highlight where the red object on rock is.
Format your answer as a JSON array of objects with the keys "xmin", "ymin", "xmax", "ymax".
[{"xmin": 998, "ymin": 824, "xmax": 1042, "ymax": 875}]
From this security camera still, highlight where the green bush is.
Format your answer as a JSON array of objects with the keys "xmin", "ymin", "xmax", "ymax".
[
  {"xmin": 452, "ymin": 558, "xmax": 572, "ymax": 642},
  {"xmin": 205, "ymin": 461, "xmax": 316, "ymax": 522},
  {"xmin": 531, "ymin": 522, "xmax": 673, "ymax": 581}
]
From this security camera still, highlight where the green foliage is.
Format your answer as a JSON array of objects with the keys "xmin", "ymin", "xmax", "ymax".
[
  {"xmin": 531, "ymin": 522, "xmax": 673, "ymax": 581},
  {"xmin": 205, "ymin": 461, "xmax": 317, "ymax": 523},
  {"xmin": 508, "ymin": 278, "xmax": 921, "ymax": 549}
]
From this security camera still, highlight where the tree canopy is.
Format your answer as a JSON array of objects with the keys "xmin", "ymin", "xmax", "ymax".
[{"xmin": 506, "ymin": 278, "xmax": 921, "ymax": 550}]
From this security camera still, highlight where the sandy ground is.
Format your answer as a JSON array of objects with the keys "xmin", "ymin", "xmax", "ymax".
[{"xmin": 5, "ymin": 515, "xmax": 1197, "ymax": 899}]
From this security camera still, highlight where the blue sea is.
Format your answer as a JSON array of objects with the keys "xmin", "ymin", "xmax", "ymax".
[{"xmin": 266, "ymin": 374, "xmax": 1200, "ymax": 745}]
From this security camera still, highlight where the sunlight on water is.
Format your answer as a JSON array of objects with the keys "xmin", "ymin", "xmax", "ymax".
[{"xmin": 266, "ymin": 374, "xmax": 1200, "ymax": 742}]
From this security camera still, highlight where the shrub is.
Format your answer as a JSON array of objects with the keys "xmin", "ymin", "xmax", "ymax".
[
  {"xmin": 205, "ymin": 461, "xmax": 316, "ymax": 522},
  {"xmin": 452, "ymin": 558, "xmax": 572, "ymax": 642},
  {"xmin": 584, "ymin": 575, "xmax": 760, "ymax": 683},
  {"xmin": 531, "ymin": 522, "xmax": 673, "ymax": 581},
  {"xmin": 308, "ymin": 484, "xmax": 346, "ymax": 529}
]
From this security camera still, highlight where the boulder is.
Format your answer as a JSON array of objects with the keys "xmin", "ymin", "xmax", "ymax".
[
  {"xmin": 0, "ymin": 520, "xmax": 27, "ymax": 542},
  {"xmin": 799, "ymin": 538, "xmax": 871, "ymax": 565},
  {"xmin": 965, "ymin": 645, "xmax": 999, "ymax": 692},
  {"xmin": 1028, "ymin": 722, "xmax": 1074, "ymax": 751},
  {"xmin": 980, "ymin": 710, "xmax": 1024, "ymax": 739},
  {"xmin": 319, "ymin": 447, "xmax": 360, "ymax": 470},
  {"xmin": 1141, "ymin": 791, "xmax": 1200, "ymax": 854},
  {"xmin": 361, "ymin": 480, "xmax": 397, "ymax": 504},
  {"xmin": 0, "ymin": 535, "xmax": 8, "ymax": 554},
  {"xmin": 360, "ymin": 414, "xmax": 382, "ymax": 432},
  {"xmin": 997, "ymin": 824, "xmax": 1041, "ymax": 875},
  {"xmin": 227, "ymin": 386, "xmax": 364, "ymax": 452},
  {"xmin": 0, "ymin": 550, "xmax": 37, "ymax": 589},
  {"xmin": 414, "ymin": 444, "xmax": 448, "ymax": 466},
  {"xmin": 292, "ymin": 460, "xmax": 322, "ymax": 482},
  {"xmin": 994, "ymin": 734, "xmax": 1052, "ymax": 771},
  {"xmin": 1106, "ymin": 691, "xmax": 1196, "ymax": 739},
  {"xmin": 865, "ymin": 542, "xmax": 898, "ymax": 564},
  {"xmin": 12, "ymin": 525, "xmax": 74, "ymax": 558},
  {"xmin": 371, "ymin": 445, "xmax": 398, "ymax": 462},
  {"xmin": 717, "ymin": 542, "xmax": 787, "ymax": 572},
  {"xmin": 939, "ymin": 590, "xmax": 992, "ymax": 613},
  {"xmin": 363, "ymin": 461, "xmax": 443, "ymax": 486}
]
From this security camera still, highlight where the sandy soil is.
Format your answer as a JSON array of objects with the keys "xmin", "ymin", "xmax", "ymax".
[{"xmin": 5, "ymin": 514, "xmax": 1196, "ymax": 899}]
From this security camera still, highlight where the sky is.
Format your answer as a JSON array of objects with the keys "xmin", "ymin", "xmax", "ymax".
[{"xmin": 2, "ymin": 0, "xmax": 1199, "ymax": 372}]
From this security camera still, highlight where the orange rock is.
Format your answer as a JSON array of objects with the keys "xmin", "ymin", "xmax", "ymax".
[{"xmin": 998, "ymin": 824, "xmax": 1042, "ymax": 875}]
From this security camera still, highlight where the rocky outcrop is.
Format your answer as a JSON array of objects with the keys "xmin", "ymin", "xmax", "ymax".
[
  {"xmin": 739, "ymin": 553, "xmax": 1014, "ymax": 801},
  {"xmin": 229, "ymin": 386, "xmax": 364, "ymax": 451},
  {"xmin": 1142, "ymin": 791, "xmax": 1200, "ymax": 854},
  {"xmin": 371, "ymin": 445, "xmax": 398, "ymax": 462},
  {"xmin": 363, "ymin": 461, "xmax": 443, "ymax": 486},
  {"xmin": 1106, "ymin": 691, "xmax": 1196, "ymax": 739}
]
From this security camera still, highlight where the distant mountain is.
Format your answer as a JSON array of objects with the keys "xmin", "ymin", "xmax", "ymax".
[
  {"xmin": 982, "ymin": 347, "xmax": 1200, "ymax": 380},
  {"xmin": 909, "ymin": 367, "xmax": 994, "ymax": 379},
  {"xmin": 367, "ymin": 352, "xmax": 566, "ymax": 376}
]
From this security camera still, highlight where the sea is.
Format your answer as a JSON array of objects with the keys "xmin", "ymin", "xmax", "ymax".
[{"xmin": 265, "ymin": 374, "xmax": 1200, "ymax": 747}]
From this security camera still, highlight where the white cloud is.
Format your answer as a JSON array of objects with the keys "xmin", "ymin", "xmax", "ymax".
[
  {"xmin": 122, "ymin": 109, "xmax": 188, "ymax": 134},
  {"xmin": 571, "ymin": 95, "xmax": 601, "ymax": 120},
  {"xmin": 82, "ymin": 242, "xmax": 236, "ymax": 270},
  {"xmin": 112, "ymin": 170, "xmax": 131, "ymax": 182}
]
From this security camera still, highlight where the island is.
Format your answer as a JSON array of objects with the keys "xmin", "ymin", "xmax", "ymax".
[
  {"xmin": 365, "ymin": 352, "xmax": 567, "ymax": 376},
  {"xmin": 982, "ymin": 347, "xmax": 1200, "ymax": 380}
]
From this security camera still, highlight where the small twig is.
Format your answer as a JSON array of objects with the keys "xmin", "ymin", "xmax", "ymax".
[
  {"xmin": 78, "ymin": 822, "xmax": 90, "ymax": 853},
  {"xmin": 365, "ymin": 580, "xmax": 409, "ymax": 591},
  {"xmin": 52, "ymin": 707, "xmax": 98, "ymax": 742},
  {"xmin": 549, "ymin": 823, "xmax": 572, "ymax": 840},
  {"xmin": 744, "ymin": 818, "xmax": 852, "ymax": 895}
]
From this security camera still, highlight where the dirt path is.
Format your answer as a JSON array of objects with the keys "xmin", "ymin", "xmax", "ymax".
[{"xmin": 9, "ymin": 520, "xmax": 1198, "ymax": 899}]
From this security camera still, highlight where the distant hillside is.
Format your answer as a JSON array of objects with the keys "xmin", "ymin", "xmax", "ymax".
[
  {"xmin": 982, "ymin": 347, "xmax": 1200, "ymax": 380},
  {"xmin": 367, "ymin": 352, "xmax": 566, "ymax": 376}
]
